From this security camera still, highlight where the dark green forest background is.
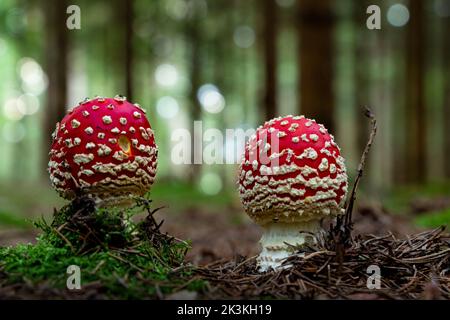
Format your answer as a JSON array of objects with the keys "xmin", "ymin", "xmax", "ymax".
[{"xmin": 0, "ymin": 0, "xmax": 449, "ymax": 234}]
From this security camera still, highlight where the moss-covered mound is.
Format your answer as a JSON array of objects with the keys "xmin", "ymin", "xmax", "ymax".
[{"xmin": 0, "ymin": 196, "xmax": 204, "ymax": 299}]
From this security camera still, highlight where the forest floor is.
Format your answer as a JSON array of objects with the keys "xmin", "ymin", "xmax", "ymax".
[
  {"xmin": 0, "ymin": 181, "xmax": 449, "ymax": 299},
  {"xmin": 0, "ymin": 198, "xmax": 424, "ymax": 265}
]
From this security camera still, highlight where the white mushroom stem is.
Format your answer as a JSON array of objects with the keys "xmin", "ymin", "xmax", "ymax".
[{"xmin": 257, "ymin": 220, "xmax": 323, "ymax": 272}]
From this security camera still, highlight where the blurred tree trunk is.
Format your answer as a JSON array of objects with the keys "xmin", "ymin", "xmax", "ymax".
[
  {"xmin": 297, "ymin": 0, "xmax": 335, "ymax": 132},
  {"xmin": 353, "ymin": 0, "xmax": 370, "ymax": 156},
  {"xmin": 215, "ymin": 0, "xmax": 234, "ymax": 184},
  {"xmin": 43, "ymin": 0, "xmax": 68, "ymax": 178},
  {"xmin": 124, "ymin": 0, "xmax": 134, "ymax": 100},
  {"xmin": 444, "ymin": 15, "xmax": 450, "ymax": 178},
  {"xmin": 405, "ymin": 0, "xmax": 426, "ymax": 183},
  {"xmin": 263, "ymin": 0, "xmax": 278, "ymax": 120},
  {"xmin": 186, "ymin": 13, "xmax": 203, "ymax": 184}
]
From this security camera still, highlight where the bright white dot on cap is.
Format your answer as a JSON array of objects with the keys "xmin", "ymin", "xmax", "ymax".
[
  {"xmin": 434, "ymin": 0, "xmax": 450, "ymax": 17},
  {"xmin": 387, "ymin": 4, "xmax": 410, "ymax": 27},
  {"xmin": 233, "ymin": 26, "xmax": 255, "ymax": 48},
  {"xmin": 197, "ymin": 84, "xmax": 225, "ymax": 114},
  {"xmin": 200, "ymin": 172, "xmax": 223, "ymax": 195},
  {"xmin": 17, "ymin": 93, "xmax": 40, "ymax": 115},
  {"xmin": 156, "ymin": 96, "xmax": 180, "ymax": 119},
  {"xmin": 18, "ymin": 57, "xmax": 48, "ymax": 95},
  {"xmin": 2, "ymin": 122, "xmax": 26, "ymax": 143},
  {"xmin": 155, "ymin": 63, "xmax": 178, "ymax": 87},
  {"xmin": 276, "ymin": 0, "xmax": 295, "ymax": 8},
  {"xmin": 3, "ymin": 98, "xmax": 24, "ymax": 121}
]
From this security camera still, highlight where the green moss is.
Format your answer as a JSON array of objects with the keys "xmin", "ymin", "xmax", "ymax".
[
  {"xmin": 151, "ymin": 180, "xmax": 234, "ymax": 210},
  {"xmin": 0, "ymin": 196, "xmax": 206, "ymax": 299},
  {"xmin": 384, "ymin": 182, "xmax": 450, "ymax": 214},
  {"xmin": 0, "ymin": 211, "xmax": 31, "ymax": 229},
  {"xmin": 414, "ymin": 208, "xmax": 450, "ymax": 228}
]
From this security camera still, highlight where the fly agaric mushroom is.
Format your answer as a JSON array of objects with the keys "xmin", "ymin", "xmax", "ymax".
[
  {"xmin": 237, "ymin": 115, "xmax": 348, "ymax": 271},
  {"xmin": 48, "ymin": 95, "xmax": 158, "ymax": 206}
]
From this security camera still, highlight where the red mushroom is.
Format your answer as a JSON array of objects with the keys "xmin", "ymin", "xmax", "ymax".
[
  {"xmin": 48, "ymin": 95, "xmax": 158, "ymax": 206},
  {"xmin": 237, "ymin": 115, "xmax": 348, "ymax": 271}
]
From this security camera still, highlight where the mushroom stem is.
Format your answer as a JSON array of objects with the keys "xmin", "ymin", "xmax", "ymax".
[{"xmin": 257, "ymin": 220, "xmax": 322, "ymax": 272}]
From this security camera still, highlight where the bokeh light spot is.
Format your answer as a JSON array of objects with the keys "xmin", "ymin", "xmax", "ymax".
[
  {"xmin": 17, "ymin": 57, "xmax": 48, "ymax": 95},
  {"xmin": 233, "ymin": 26, "xmax": 255, "ymax": 48},
  {"xmin": 200, "ymin": 172, "xmax": 223, "ymax": 195},
  {"xmin": 3, "ymin": 98, "xmax": 24, "ymax": 121},
  {"xmin": 2, "ymin": 122, "xmax": 26, "ymax": 143},
  {"xmin": 155, "ymin": 63, "xmax": 178, "ymax": 87},
  {"xmin": 387, "ymin": 4, "xmax": 410, "ymax": 27},
  {"xmin": 197, "ymin": 84, "xmax": 225, "ymax": 114},
  {"xmin": 156, "ymin": 96, "xmax": 180, "ymax": 119},
  {"xmin": 17, "ymin": 94, "xmax": 40, "ymax": 115}
]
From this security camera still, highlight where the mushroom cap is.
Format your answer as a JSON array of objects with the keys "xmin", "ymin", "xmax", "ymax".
[
  {"xmin": 48, "ymin": 96, "xmax": 158, "ymax": 203},
  {"xmin": 238, "ymin": 115, "xmax": 347, "ymax": 225}
]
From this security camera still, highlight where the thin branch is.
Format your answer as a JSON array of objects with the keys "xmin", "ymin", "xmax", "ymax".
[{"xmin": 344, "ymin": 107, "xmax": 378, "ymax": 228}]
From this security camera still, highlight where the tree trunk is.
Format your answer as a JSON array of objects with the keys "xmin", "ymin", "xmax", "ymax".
[
  {"xmin": 444, "ymin": 15, "xmax": 450, "ymax": 178},
  {"xmin": 353, "ymin": 0, "xmax": 370, "ymax": 156},
  {"xmin": 124, "ymin": 0, "xmax": 134, "ymax": 100},
  {"xmin": 297, "ymin": 0, "xmax": 335, "ymax": 132},
  {"xmin": 186, "ymin": 15, "xmax": 203, "ymax": 184},
  {"xmin": 263, "ymin": 0, "xmax": 278, "ymax": 120},
  {"xmin": 405, "ymin": 0, "xmax": 426, "ymax": 183},
  {"xmin": 44, "ymin": 0, "xmax": 68, "ymax": 178}
]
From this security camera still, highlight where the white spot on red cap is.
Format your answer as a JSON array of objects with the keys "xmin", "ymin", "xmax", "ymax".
[
  {"xmin": 301, "ymin": 134, "xmax": 309, "ymax": 142},
  {"xmin": 73, "ymin": 153, "xmax": 94, "ymax": 165},
  {"xmin": 309, "ymin": 134, "xmax": 319, "ymax": 142},
  {"xmin": 102, "ymin": 115, "xmax": 112, "ymax": 125},
  {"xmin": 330, "ymin": 163, "xmax": 336, "ymax": 173},
  {"xmin": 133, "ymin": 111, "xmax": 141, "ymax": 119},
  {"xmin": 319, "ymin": 158, "xmax": 329, "ymax": 172},
  {"xmin": 140, "ymin": 127, "xmax": 150, "ymax": 140},
  {"xmin": 86, "ymin": 142, "xmax": 96, "ymax": 149},
  {"xmin": 114, "ymin": 95, "xmax": 127, "ymax": 102},
  {"xmin": 71, "ymin": 119, "xmax": 81, "ymax": 129},
  {"xmin": 97, "ymin": 144, "xmax": 112, "ymax": 156},
  {"xmin": 64, "ymin": 138, "xmax": 73, "ymax": 147}
]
